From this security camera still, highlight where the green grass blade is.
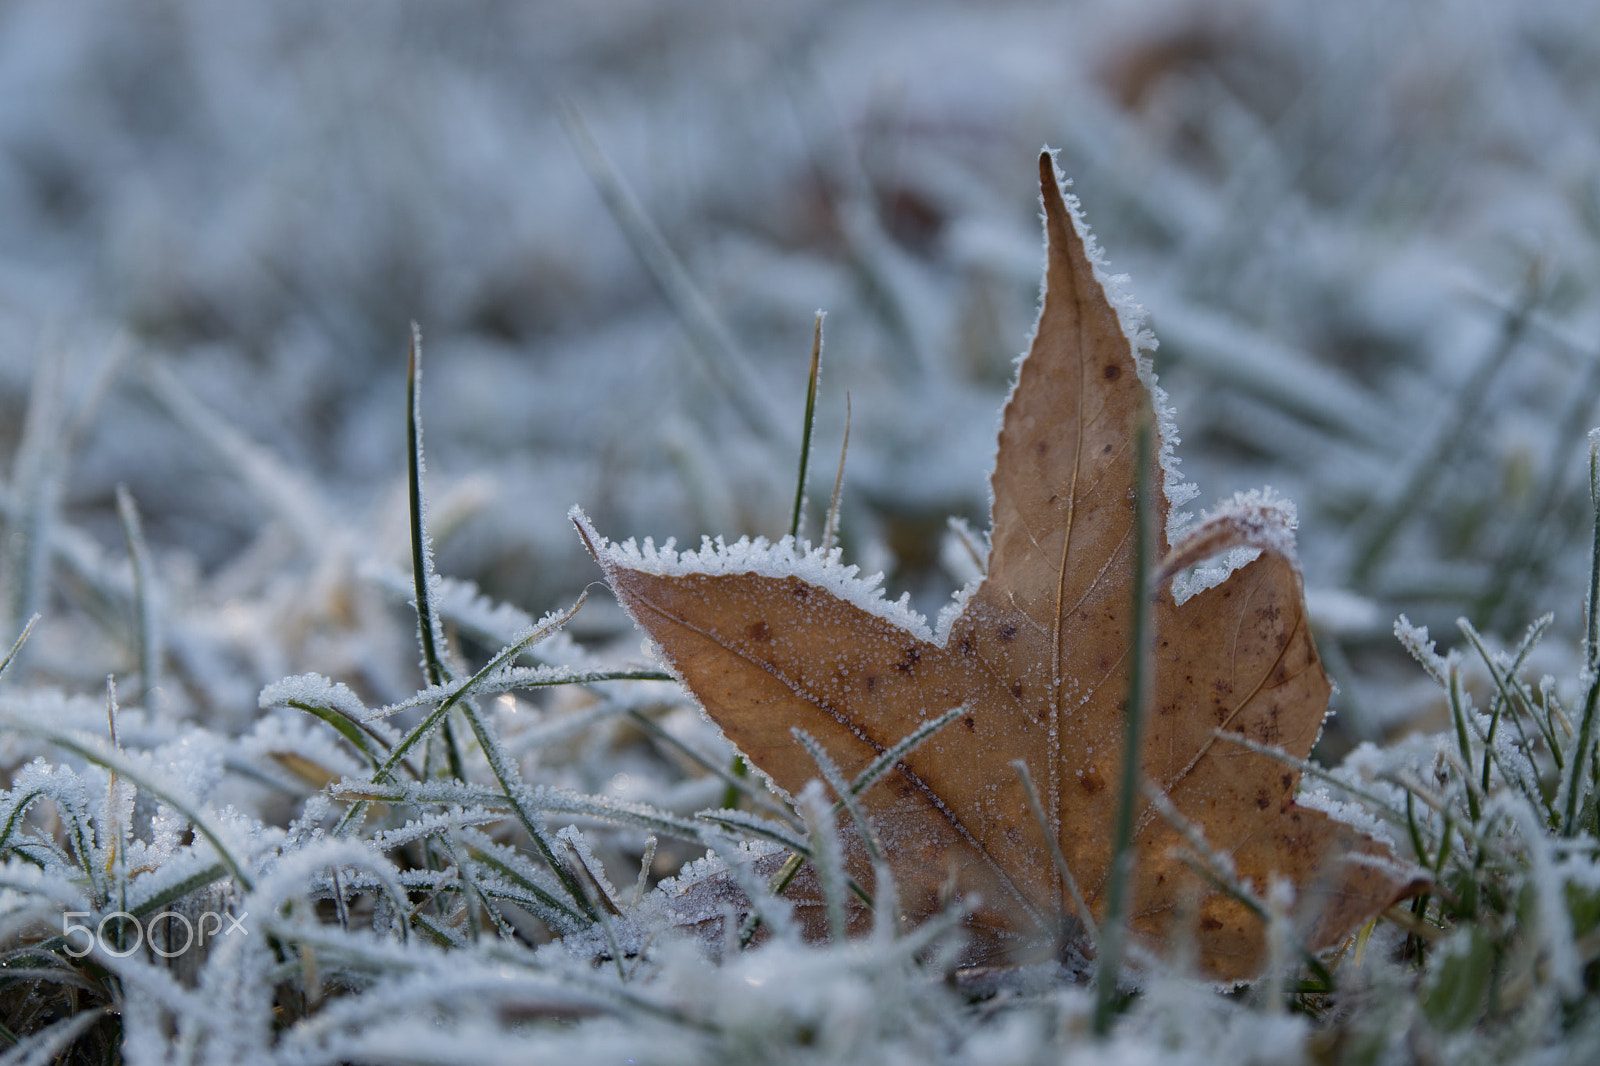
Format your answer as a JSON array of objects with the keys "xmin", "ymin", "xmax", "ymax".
[
  {"xmin": 789, "ymin": 313, "xmax": 824, "ymax": 541},
  {"xmin": 1350, "ymin": 279, "xmax": 1537, "ymax": 587},
  {"xmin": 1565, "ymin": 430, "xmax": 1600, "ymax": 834},
  {"xmin": 1095, "ymin": 413, "xmax": 1154, "ymax": 1036},
  {"xmin": 848, "ymin": 706, "xmax": 963, "ymax": 797},
  {"xmin": 0, "ymin": 616, "xmax": 38, "ymax": 683},
  {"xmin": 406, "ymin": 323, "xmax": 451, "ymax": 692},
  {"xmin": 822, "ymin": 394, "xmax": 851, "ymax": 554},
  {"xmin": 115, "ymin": 485, "xmax": 160, "ymax": 706},
  {"xmin": 1012, "ymin": 759, "xmax": 1097, "ymax": 943},
  {"xmin": 562, "ymin": 103, "xmax": 781, "ymax": 448},
  {"xmin": 285, "ymin": 699, "xmax": 391, "ymax": 772},
  {"xmin": 0, "ymin": 717, "xmax": 253, "ymax": 893}
]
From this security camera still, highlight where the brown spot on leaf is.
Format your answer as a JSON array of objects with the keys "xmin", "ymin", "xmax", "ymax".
[
  {"xmin": 746, "ymin": 621, "xmax": 772, "ymax": 642},
  {"xmin": 999, "ymin": 624, "xmax": 1017, "ymax": 642},
  {"xmin": 1104, "ymin": 364, "xmax": 1120, "ymax": 379}
]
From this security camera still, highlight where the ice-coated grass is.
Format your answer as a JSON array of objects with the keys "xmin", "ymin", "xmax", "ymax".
[
  {"xmin": 3, "ymin": 342, "xmax": 1595, "ymax": 1066},
  {"xmin": 2, "ymin": 3, "xmax": 1600, "ymax": 1062}
]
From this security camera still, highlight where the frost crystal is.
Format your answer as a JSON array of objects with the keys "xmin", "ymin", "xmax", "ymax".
[
  {"xmin": 572, "ymin": 506, "xmax": 939, "ymax": 643},
  {"xmin": 1394, "ymin": 614, "xmax": 1456, "ymax": 685},
  {"xmin": 1039, "ymin": 150, "xmax": 1199, "ymax": 547},
  {"xmin": 1169, "ymin": 488, "xmax": 1300, "ymax": 604}
]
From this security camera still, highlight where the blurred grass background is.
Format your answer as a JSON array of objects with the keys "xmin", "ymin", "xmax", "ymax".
[{"xmin": 2, "ymin": 0, "xmax": 1599, "ymax": 750}]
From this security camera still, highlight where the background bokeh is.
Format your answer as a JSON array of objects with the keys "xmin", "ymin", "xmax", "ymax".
[{"xmin": 3, "ymin": 0, "xmax": 1599, "ymax": 745}]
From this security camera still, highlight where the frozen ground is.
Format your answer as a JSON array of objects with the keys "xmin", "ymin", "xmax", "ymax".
[{"xmin": 0, "ymin": 1, "xmax": 1598, "ymax": 1062}]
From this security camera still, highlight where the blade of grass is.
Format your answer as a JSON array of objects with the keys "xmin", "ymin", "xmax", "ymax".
[
  {"xmin": 334, "ymin": 624, "xmax": 548, "ymax": 838},
  {"xmin": 559, "ymin": 831, "xmax": 627, "ymax": 980},
  {"xmin": 848, "ymin": 706, "xmax": 964, "ymax": 797},
  {"xmin": 456, "ymin": 696, "xmax": 601, "ymax": 923},
  {"xmin": 1095, "ymin": 413, "xmax": 1154, "ymax": 1036},
  {"xmin": 4, "ymin": 351, "xmax": 63, "ymax": 670},
  {"xmin": 0, "ymin": 616, "xmax": 38, "ymax": 682},
  {"xmin": 368, "ymin": 628, "xmax": 544, "ymax": 786},
  {"xmin": 799, "ymin": 783, "xmax": 850, "ymax": 942},
  {"xmin": 789, "ymin": 312, "xmax": 824, "ymax": 541},
  {"xmin": 1566, "ymin": 428, "xmax": 1600, "ymax": 835},
  {"xmin": 623, "ymin": 708, "xmax": 793, "ymax": 822},
  {"xmin": 283, "ymin": 699, "xmax": 395, "ymax": 773},
  {"xmin": 1215, "ymin": 729, "xmax": 1416, "ymax": 834},
  {"xmin": 696, "ymin": 809, "xmax": 807, "ymax": 853},
  {"xmin": 1349, "ymin": 274, "xmax": 1539, "ymax": 587},
  {"xmin": 718, "ymin": 756, "xmax": 748, "ymax": 812},
  {"xmin": 115, "ymin": 485, "xmax": 160, "ymax": 707},
  {"xmin": 736, "ymin": 708, "xmax": 963, "ymax": 946},
  {"xmin": 1456, "ymin": 620, "xmax": 1550, "ymax": 818},
  {"xmin": 822, "ymin": 394, "xmax": 851, "ymax": 555},
  {"xmin": 0, "ymin": 717, "xmax": 253, "ymax": 892},
  {"xmin": 404, "ymin": 325, "xmax": 467, "ymax": 782},
  {"xmin": 1142, "ymin": 781, "xmax": 1337, "ymax": 990},
  {"xmin": 463, "ymin": 842, "xmax": 588, "ymax": 931},
  {"xmin": 1476, "ymin": 334, "xmax": 1600, "ymax": 630},
  {"xmin": 794, "ymin": 728, "xmax": 882, "ymax": 866},
  {"xmin": 562, "ymin": 103, "xmax": 782, "ymax": 448},
  {"xmin": 1012, "ymin": 759, "xmax": 1096, "ymax": 943},
  {"xmin": 406, "ymin": 324, "xmax": 451, "ymax": 692},
  {"xmin": 1449, "ymin": 663, "xmax": 1483, "ymax": 825}
]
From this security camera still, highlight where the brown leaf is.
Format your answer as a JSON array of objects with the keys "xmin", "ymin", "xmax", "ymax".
[{"xmin": 575, "ymin": 151, "xmax": 1419, "ymax": 980}]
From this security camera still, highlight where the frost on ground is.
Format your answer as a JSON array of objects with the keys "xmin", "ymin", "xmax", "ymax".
[{"xmin": 0, "ymin": 0, "xmax": 1599, "ymax": 1063}]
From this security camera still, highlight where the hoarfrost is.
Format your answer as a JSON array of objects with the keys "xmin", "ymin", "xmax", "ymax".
[
  {"xmin": 258, "ymin": 673, "xmax": 369, "ymax": 720},
  {"xmin": 573, "ymin": 506, "xmax": 938, "ymax": 643},
  {"xmin": 1168, "ymin": 489, "xmax": 1299, "ymax": 604},
  {"xmin": 1394, "ymin": 614, "xmax": 1457, "ymax": 685},
  {"xmin": 0, "ymin": 4, "xmax": 1597, "ymax": 1062},
  {"xmin": 1036, "ymin": 150, "xmax": 1201, "ymax": 551}
]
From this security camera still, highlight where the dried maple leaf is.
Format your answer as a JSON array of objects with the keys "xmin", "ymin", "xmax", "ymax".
[{"xmin": 574, "ymin": 152, "xmax": 1418, "ymax": 980}]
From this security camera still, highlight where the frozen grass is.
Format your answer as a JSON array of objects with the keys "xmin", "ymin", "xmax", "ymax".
[
  {"xmin": 0, "ymin": 1, "xmax": 1599, "ymax": 1061},
  {"xmin": 0, "ymin": 339, "xmax": 1598, "ymax": 1063}
]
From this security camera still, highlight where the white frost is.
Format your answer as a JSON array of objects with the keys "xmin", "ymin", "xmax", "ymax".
[
  {"xmin": 1393, "ymin": 614, "xmax": 1457, "ymax": 685},
  {"xmin": 1169, "ymin": 489, "xmax": 1301, "ymax": 604},
  {"xmin": 572, "ymin": 506, "xmax": 939, "ymax": 643},
  {"xmin": 1039, "ymin": 149, "xmax": 1201, "ymax": 549}
]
